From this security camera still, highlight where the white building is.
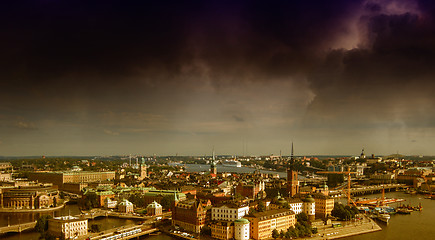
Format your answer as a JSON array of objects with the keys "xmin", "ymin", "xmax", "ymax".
[
  {"xmin": 303, "ymin": 195, "xmax": 316, "ymax": 221},
  {"xmin": 48, "ymin": 216, "xmax": 88, "ymax": 239},
  {"xmin": 212, "ymin": 203, "xmax": 250, "ymax": 221},
  {"xmin": 104, "ymin": 197, "xmax": 117, "ymax": 209},
  {"xmin": 118, "ymin": 199, "xmax": 134, "ymax": 213},
  {"xmin": 234, "ymin": 218, "xmax": 250, "ymax": 240},
  {"xmin": 287, "ymin": 199, "xmax": 303, "ymax": 214}
]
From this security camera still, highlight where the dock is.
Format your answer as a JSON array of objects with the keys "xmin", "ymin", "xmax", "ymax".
[{"xmin": 310, "ymin": 215, "xmax": 382, "ymax": 240}]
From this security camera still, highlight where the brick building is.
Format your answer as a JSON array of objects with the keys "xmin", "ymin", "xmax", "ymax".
[{"xmin": 172, "ymin": 199, "xmax": 207, "ymax": 233}]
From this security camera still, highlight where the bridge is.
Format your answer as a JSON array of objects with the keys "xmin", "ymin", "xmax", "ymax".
[
  {"xmin": 329, "ymin": 184, "xmax": 406, "ymax": 198},
  {"xmin": 0, "ymin": 221, "xmax": 37, "ymax": 234}
]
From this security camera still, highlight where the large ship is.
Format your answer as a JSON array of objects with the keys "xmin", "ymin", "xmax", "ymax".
[{"xmin": 222, "ymin": 160, "xmax": 242, "ymax": 167}]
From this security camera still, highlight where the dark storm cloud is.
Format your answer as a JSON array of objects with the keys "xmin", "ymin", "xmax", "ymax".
[
  {"xmin": 2, "ymin": 0, "xmax": 435, "ymax": 155},
  {"xmin": 0, "ymin": 1, "xmax": 362, "ymax": 92},
  {"xmin": 304, "ymin": 0, "xmax": 435, "ymax": 130}
]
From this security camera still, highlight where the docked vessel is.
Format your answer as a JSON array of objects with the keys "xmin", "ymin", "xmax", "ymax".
[
  {"xmin": 376, "ymin": 213, "xmax": 390, "ymax": 223},
  {"xmin": 222, "ymin": 160, "xmax": 242, "ymax": 167}
]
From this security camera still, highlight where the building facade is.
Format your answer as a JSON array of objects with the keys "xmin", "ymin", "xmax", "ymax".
[
  {"xmin": 118, "ymin": 199, "xmax": 134, "ymax": 213},
  {"xmin": 210, "ymin": 221, "xmax": 234, "ymax": 240},
  {"xmin": 0, "ymin": 185, "xmax": 59, "ymax": 209},
  {"xmin": 147, "ymin": 201, "xmax": 163, "ymax": 216},
  {"xmin": 302, "ymin": 195, "xmax": 316, "ymax": 221},
  {"xmin": 28, "ymin": 171, "xmax": 116, "ymax": 189},
  {"xmin": 313, "ymin": 193, "xmax": 334, "ymax": 219},
  {"xmin": 287, "ymin": 168, "xmax": 299, "ymax": 197},
  {"xmin": 211, "ymin": 203, "xmax": 250, "ymax": 221},
  {"xmin": 234, "ymin": 218, "xmax": 250, "ymax": 240},
  {"xmin": 172, "ymin": 199, "xmax": 206, "ymax": 233},
  {"xmin": 244, "ymin": 209, "xmax": 296, "ymax": 240},
  {"xmin": 48, "ymin": 216, "xmax": 88, "ymax": 239}
]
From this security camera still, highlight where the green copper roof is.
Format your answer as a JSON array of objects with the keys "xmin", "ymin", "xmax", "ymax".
[{"xmin": 235, "ymin": 218, "xmax": 250, "ymax": 224}]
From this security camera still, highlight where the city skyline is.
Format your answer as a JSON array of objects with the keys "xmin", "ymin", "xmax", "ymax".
[{"xmin": 2, "ymin": 1, "xmax": 435, "ymax": 156}]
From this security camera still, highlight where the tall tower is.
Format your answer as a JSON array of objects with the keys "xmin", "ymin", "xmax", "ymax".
[
  {"xmin": 210, "ymin": 148, "xmax": 217, "ymax": 175},
  {"xmin": 140, "ymin": 157, "xmax": 147, "ymax": 180},
  {"xmin": 287, "ymin": 142, "xmax": 299, "ymax": 197}
]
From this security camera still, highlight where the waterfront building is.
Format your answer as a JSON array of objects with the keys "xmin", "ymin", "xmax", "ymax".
[
  {"xmin": 370, "ymin": 172, "xmax": 395, "ymax": 184},
  {"xmin": 104, "ymin": 197, "xmax": 117, "ymax": 209},
  {"xmin": 244, "ymin": 209, "xmax": 296, "ymax": 240},
  {"xmin": 0, "ymin": 185, "xmax": 59, "ymax": 209},
  {"xmin": 28, "ymin": 171, "xmax": 116, "ymax": 190},
  {"xmin": 146, "ymin": 201, "xmax": 163, "ymax": 216},
  {"xmin": 48, "ymin": 216, "xmax": 88, "ymax": 239},
  {"xmin": 118, "ymin": 199, "xmax": 134, "ymax": 213},
  {"xmin": 172, "ymin": 199, "xmax": 206, "ymax": 233},
  {"xmin": 211, "ymin": 203, "xmax": 250, "ymax": 221}
]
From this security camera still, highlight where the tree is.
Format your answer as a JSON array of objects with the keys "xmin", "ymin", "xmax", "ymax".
[
  {"xmin": 90, "ymin": 224, "xmax": 101, "ymax": 232},
  {"xmin": 160, "ymin": 195, "xmax": 173, "ymax": 210},
  {"xmin": 35, "ymin": 215, "xmax": 52, "ymax": 233},
  {"xmin": 272, "ymin": 229, "xmax": 279, "ymax": 239},
  {"xmin": 257, "ymin": 200, "xmax": 266, "ymax": 212},
  {"xmin": 296, "ymin": 212, "xmax": 308, "ymax": 222},
  {"xmin": 279, "ymin": 230, "xmax": 285, "ymax": 238}
]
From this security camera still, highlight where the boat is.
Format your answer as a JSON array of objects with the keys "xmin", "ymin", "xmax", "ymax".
[
  {"xmin": 376, "ymin": 213, "xmax": 390, "ymax": 223},
  {"xmin": 396, "ymin": 208, "xmax": 412, "ymax": 214},
  {"xmin": 222, "ymin": 160, "xmax": 242, "ymax": 167}
]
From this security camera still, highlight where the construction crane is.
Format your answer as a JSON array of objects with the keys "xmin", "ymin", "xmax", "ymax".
[{"xmin": 317, "ymin": 167, "xmax": 357, "ymax": 206}]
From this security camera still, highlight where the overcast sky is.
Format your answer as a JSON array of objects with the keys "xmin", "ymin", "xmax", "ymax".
[{"xmin": 1, "ymin": 0, "xmax": 435, "ymax": 156}]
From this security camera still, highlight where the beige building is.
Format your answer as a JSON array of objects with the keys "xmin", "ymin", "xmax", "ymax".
[
  {"xmin": 211, "ymin": 221, "xmax": 234, "ymax": 240},
  {"xmin": 118, "ymin": 199, "xmax": 134, "ymax": 213},
  {"xmin": 28, "ymin": 171, "xmax": 115, "ymax": 189},
  {"xmin": 147, "ymin": 201, "xmax": 163, "ymax": 216},
  {"xmin": 313, "ymin": 193, "xmax": 334, "ymax": 219},
  {"xmin": 210, "ymin": 217, "xmax": 250, "ymax": 240},
  {"xmin": 211, "ymin": 203, "xmax": 250, "ymax": 221},
  {"xmin": 244, "ymin": 209, "xmax": 296, "ymax": 240},
  {"xmin": 48, "ymin": 216, "xmax": 88, "ymax": 239}
]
